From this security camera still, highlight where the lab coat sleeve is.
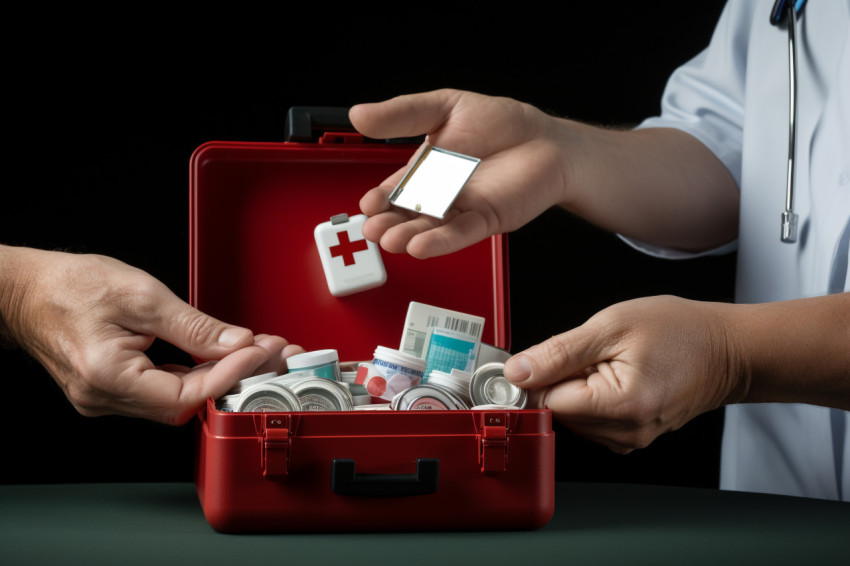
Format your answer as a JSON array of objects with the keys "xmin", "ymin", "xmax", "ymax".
[{"xmin": 622, "ymin": 0, "xmax": 754, "ymax": 259}]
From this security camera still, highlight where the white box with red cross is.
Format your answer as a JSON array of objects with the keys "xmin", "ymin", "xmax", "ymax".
[{"xmin": 314, "ymin": 213, "xmax": 387, "ymax": 297}]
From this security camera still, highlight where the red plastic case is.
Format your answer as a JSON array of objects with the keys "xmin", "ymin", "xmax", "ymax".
[{"xmin": 191, "ymin": 127, "xmax": 554, "ymax": 532}]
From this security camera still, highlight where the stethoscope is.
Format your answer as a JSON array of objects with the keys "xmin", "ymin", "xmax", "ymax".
[
  {"xmin": 770, "ymin": 0, "xmax": 808, "ymax": 243},
  {"xmin": 771, "ymin": 3, "xmax": 846, "ymax": 497}
]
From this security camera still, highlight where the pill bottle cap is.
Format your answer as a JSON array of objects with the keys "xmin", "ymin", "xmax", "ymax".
[
  {"xmin": 235, "ymin": 382, "xmax": 301, "ymax": 413},
  {"xmin": 450, "ymin": 369, "xmax": 472, "ymax": 382},
  {"xmin": 408, "ymin": 396, "xmax": 450, "ymax": 410},
  {"xmin": 286, "ymin": 349, "xmax": 339, "ymax": 369},
  {"xmin": 373, "ymin": 346, "xmax": 426, "ymax": 371},
  {"xmin": 290, "ymin": 377, "xmax": 354, "ymax": 411},
  {"xmin": 470, "ymin": 362, "xmax": 527, "ymax": 409},
  {"xmin": 392, "ymin": 384, "xmax": 468, "ymax": 411}
]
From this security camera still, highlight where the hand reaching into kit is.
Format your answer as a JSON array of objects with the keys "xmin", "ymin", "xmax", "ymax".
[
  {"xmin": 0, "ymin": 245, "xmax": 303, "ymax": 425},
  {"xmin": 503, "ymin": 295, "xmax": 744, "ymax": 453},
  {"xmin": 502, "ymin": 293, "xmax": 850, "ymax": 452},
  {"xmin": 350, "ymin": 89, "xmax": 573, "ymax": 259}
]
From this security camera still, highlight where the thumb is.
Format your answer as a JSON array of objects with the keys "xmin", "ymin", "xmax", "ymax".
[
  {"xmin": 140, "ymin": 289, "xmax": 254, "ymax": 360},
  {"xmin": 349, "ymin": 89, "xmax": 460, "ymax": 140},
  {"xmin": 503, "ymin": 322, "xmax": 615, "ymax": 389}
]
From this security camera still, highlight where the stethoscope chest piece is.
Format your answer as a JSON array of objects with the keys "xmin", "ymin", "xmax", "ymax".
[{"xmin": 771, "ymin": 0, "xmax": 807, "ymax": 243}]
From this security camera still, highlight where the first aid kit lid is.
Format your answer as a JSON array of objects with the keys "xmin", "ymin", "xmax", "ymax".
[{"xmin": 189, "ymin": 137, "xmax": 509, "ymax": 362}]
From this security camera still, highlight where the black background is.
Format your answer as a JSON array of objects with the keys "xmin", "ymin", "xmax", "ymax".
[{"xmin": 1, "ymin": 1, "xmax": 734, "ymax": 485}]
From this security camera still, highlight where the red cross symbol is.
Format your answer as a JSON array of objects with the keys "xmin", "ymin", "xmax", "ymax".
[{"xmin": 330, "ymin": 231, "xmax": 369, "ymax": 266}]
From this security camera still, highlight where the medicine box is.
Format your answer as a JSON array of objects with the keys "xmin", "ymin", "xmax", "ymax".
[{"xmin": 191, "ymin": 108, "xmax": 554, "ymax": 532}]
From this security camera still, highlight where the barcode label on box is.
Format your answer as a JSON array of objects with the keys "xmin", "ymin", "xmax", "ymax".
[{"xmin": 400, "ymin": 302, "xmax": 485, "ymax": 360}]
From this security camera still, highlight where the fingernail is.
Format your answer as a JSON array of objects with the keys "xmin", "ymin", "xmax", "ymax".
[
  {"xmin": 218, "ymin": 327, "xmax": 249, "ymax": 348},
  {"xmin": 504, "ymin": 355, "xmax": 532, "ymax": 383}
]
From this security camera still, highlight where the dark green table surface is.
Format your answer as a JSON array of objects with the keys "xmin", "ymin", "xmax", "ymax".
[{"xmin": 1, "ymin": 482, "xmax": 847, "ymax": 565}]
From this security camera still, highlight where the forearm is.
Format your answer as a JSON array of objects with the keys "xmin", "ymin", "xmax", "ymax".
[
  {"xmin": 724, "ymin": 293, "xmax": 850, "ymax": 410},
  {"xmin": 551, "ymin": 120, "xmax": 739, "ymax": 252}
]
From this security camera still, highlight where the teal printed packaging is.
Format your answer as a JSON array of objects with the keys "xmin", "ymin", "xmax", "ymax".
[{"xmin": 285, "ymin": 349, "xmax": 341, "ymax": 381}]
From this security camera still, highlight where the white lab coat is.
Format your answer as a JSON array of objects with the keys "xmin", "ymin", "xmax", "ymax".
[{"xmin": 627, "ymin": 0, "xmax": 850, "ymax": 500}]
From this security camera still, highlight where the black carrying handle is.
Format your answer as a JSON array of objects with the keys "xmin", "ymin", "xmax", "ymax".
[
  {"xmin": 285, "ymin": 106, "xmax": 353, "ymax": 143},
  {"xmin": 284, "ymin": 106, "xmax": 426, "ymax": 144},
  {"xmin": 331, "ymin": 458, "xmax": 439, "ymax": 497}
]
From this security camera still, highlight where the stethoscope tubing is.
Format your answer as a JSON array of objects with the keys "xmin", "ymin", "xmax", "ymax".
[{"xmin": 781, "ymin": 0, "xmax": 800, "ymax": 243}]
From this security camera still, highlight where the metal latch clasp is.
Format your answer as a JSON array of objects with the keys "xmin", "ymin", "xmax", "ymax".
[
  {"xmin": 263, "ymin": 416, "xmax": 291, "ymax": 480},
  {"xmin": 479, "ymin": 413, "xmax": 509, "ymax": 473}
]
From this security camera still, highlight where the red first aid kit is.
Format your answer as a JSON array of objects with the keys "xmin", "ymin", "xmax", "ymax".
[{"xmin": 191, "ymin": 108, "xmax": 555, "ymax": 533}]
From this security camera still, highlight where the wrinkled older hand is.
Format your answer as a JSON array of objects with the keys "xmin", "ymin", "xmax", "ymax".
[{"xmin": 0, "ymin": 246, "xmax": 303, "ymax": 425}]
